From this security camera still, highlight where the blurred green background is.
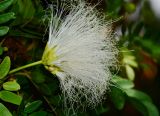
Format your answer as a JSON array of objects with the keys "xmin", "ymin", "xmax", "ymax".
[{"xmin": 0, "ymin": 0, "xmax": 160, "ymax": 116}]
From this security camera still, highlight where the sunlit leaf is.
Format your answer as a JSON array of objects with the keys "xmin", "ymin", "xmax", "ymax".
[
  {"xmin": 0, "ymin": 12, "xmax": 15, "ymax": 24},
  {"xmin": 125, "ymin": 89, "xmax": 152, "ymax": 102},
  {"xmin": 0, "ymin": 90, "xmax": 22, "ymax": 105},
  {"xmin": 112, "ymin": 76, "xmax": 134, "ymax": 89},
  {"xmin": 125, "ymin": 65, "xmax": 135, "ymax": 81},
  {"xmin": 0, "ymin": 103, "xmax": 12, "ymax": 116},
  {"xmin": 0, "ymin": 56, "xmax": 11, "ymax": 79},
  {"xmin": 3, "ymin": 80, "xmax": 20, "ymax": 91},
  {"xmin": 0, "ymin": 0, "xmax": 14, "ymax": 12},
  {"xmin": 123, "ymin": 57, "xmax": 138, "ymax": 68},
  {"xmin": 0, "ymin": 26, "xmax": 9, "ymax": 36}
]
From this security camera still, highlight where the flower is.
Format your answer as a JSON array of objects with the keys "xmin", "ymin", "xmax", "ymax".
[{"xmin": 42, "ymin": 0, "xmax": 118, "ymax": 112}]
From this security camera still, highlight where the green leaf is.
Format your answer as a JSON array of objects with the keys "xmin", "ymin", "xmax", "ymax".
[
  {"xmin": 124, "ymin": 55, "xmax": 136, "ymax": 60},
  {"xmin": 125, "ymin": 65, "xmax": 135, "ymax": 81},
  {"xmin": 125, "ymin": 89, "xmax": 152, "ymax": 102},
  {"xmin": 0, "ymin": 90, "xmax": 22, "ymax": 105},
  {"xmin": 0, "ymin": 26, "xmax": 9, "ymax": 36},
  {"xmin": 110, "ymin": 86, "xmax": 125, "ymax": 110},
  {"xmin": 129, "ymin": 98, "xmax": 148, "ymax": 116},
  {"xmin": 143, "ymin": 101, "xmax": 159, "ymax": 116},
  {"xmin": 112, "ymin": 76, "xmax": 134, "ymax": 89},
  {"xmin": 29, "ymin": 111, "xmax": 47, "ymax": 116},
  {"xmin": 0, "ymin": 0, "xmax": 14, "ymax": 12},
  {"xmin": 0, "ymin": 56, "xmax": 11, "ymax": 79},
  {"xmin": 24, "ymin": 100, "xmax": 42, "ymax": 113},
  {"xmin": 0, "ymin": 103, "xmax": 12, "ymax": 116},
  {"xmin": 123, "ymin": 57, "xmax": 138, "ymax": 67},
  {"xmin": 127, "ymin": 89, "xmax": 159, "ymax": 116},
  {"xmin": 3, "ymin": 80, "xmax": 20, "ymax": 91},
  {"xmin": 129, "ymin": 96, "xmax": 159, "ymax": 116},
  {"xmin": 0, "ymin": 12, "xmax": 15, "ymax": 24}
]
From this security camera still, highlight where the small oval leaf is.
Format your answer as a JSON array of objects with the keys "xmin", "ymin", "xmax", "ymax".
[
  {"xmin": 0, "ymin": 56, "xmax": 11, "ymax": 79},
  {"xmin": 125, "ymin": 89, "xmax": 152, "ymax": 102},
  {"xmin": 0, "ymin": 0, "xmax": 14, "ymax": 12},
  {"xmin": 126, "ymin": 65, "xmax": 135, "ymax": 81},
  {"xmin": 0, "ymin": 103, "xmax": 12, "ymax": 116},
  {"xmin": 24, "ymin": 100, "xmax": 42, "ymax": 113},
  {"xmin": 112, "ymin": 76, "xmax": 134, "ymax": 89},
  {"xmin": 0, "ymin": 90, "xmax": 22, "ymax": 105},
  {"xmin": 0, "ymin": 12, "xmax": 15, "ymax": 24},
  {"xmin": 3, "ymin": 80, "xmax": 20, "ymax": 91},
  {"xmin": 0, "ymin": 26, "xmax": 9, "ymax": 36},
  {"xmin": 123, "ymin": 57, "xmax": 138, "ymax": 67}
]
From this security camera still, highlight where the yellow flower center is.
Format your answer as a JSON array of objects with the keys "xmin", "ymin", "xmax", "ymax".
[{"xmin": 42, "ymin": 45, "xmax": 62, "ymax": 74}]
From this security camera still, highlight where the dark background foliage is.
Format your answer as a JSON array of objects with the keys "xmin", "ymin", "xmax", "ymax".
[{"xmin": 0, "ymin": 0, "xmax": 160, "ymax": 116}]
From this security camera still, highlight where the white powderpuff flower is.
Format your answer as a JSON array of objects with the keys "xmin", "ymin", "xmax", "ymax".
[
  {"xmin": 42, "ymin": 0, "xmax": 118, "ymax": 113},
  {"xmin": 149, "ymin": 0, "xmax": 160, "ymax": 18}
]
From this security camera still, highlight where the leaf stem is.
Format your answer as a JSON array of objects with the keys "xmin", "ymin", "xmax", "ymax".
[{"xmin": 9, "ymin": 60, "xmax": 42, "ymax": 74}]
